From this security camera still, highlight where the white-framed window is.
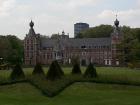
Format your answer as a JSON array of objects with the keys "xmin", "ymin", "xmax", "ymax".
[{"xmin": 116, "ymin": 61, "xmax": 119, "ymax": 66}]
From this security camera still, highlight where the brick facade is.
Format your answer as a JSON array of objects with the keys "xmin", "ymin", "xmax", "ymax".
[{"xmin": 24, "ymin": 19, "xmax": 122, "ymax": 66}]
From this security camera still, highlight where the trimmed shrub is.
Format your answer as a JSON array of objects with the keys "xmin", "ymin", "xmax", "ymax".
[
  {"xmin": 46, "ymin": 60, "xmax": 64, "ymax": 81},
  {"xmin": 32, "ymin": 63, "xmax": 45, "ymax": 75},
  {"xmin": 72, "ymin": 62, "xmax": 81, "ymax": 74},
  {"xmin": 10, "ymin": 64, "xmax": 25, "ymax": 80},
  {"xmin": 84, "ymin": 63, "xmax": 97, "ymax": 78},
  {"xmin": 55, "ymin": 61, "xmax": 64, "ymax": 76}
]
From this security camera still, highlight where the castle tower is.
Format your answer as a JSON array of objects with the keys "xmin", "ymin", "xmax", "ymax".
[
  {"xmin": 111, "ymin": 16, "xmax": 122, "ymax": 66},
  {"xmin": 24, "ymin": 20, "xmax": 40, "ymax": 65}
]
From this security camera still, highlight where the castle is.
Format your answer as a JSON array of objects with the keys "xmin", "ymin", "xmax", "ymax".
[{"xmin": 24, "ymin": 18, "xmax": 122, "ymax": 66}]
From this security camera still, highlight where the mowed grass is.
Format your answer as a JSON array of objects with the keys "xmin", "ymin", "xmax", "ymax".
[
  {"xmin": 1, "ymin": 67, "xmax": 140, "ymax": 84},
  {"xmin": 1, "ymin": 67, "xmax": 140, "ymax": 105},
  {"xmin": 0, "ymin": 82, "xmax": 140, "ymax": 105}
]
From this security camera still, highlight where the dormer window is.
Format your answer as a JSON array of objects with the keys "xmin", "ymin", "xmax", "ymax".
[{"xmin": 81, "ymin": 45, "xmax": 86, "ymax": 49}]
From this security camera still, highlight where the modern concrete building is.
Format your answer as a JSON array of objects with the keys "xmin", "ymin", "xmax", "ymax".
[
  {"xmin": 74, "ymin": 23, "xmax": 89, "ymax": 38},
  {"xmin": 24, "ymin": 18, "xmax": 122, "ymax": 66}
]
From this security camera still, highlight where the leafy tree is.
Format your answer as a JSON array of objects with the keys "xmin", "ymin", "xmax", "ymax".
[
  {"xmin": 130, "ymin": 28, "xmax": 140, "ymax": 60},
  {"xmin": 84, "ymin": 63, "xmax": 97, "ymax": 78},
  {"xmin": 0, "ymin": 35, "xmax": 23, "ymax": 64},
  {"xmin": 46, "ymin": 60, "xmax": 64, "ymax": 81},
  {"xmin": 6, "ymin": 35, "xmax": 23, "ymax": 64},
  {"xmin": 72, "ymin": 62, "xmax": 81, "ymax": 74},
  {"xmin": 10, "ymin": 64, "xmax": 25, "ymax": 80},
  {"xmin": 135, "ymin": 28, "xmax": 140, "ymax": 42},
  {"xmin": 119, "ymin": 26, "xmax": 140, "ymax": 65},
  {"xmin": 77, "ymin": 25, "xmax": 113, "ymax": 38},
  {"xmin": 55, "ymin": 61, "xmax": 64, "ymax": 76},
  {"xmin": 32, "ymin": 63, "xmax": 45, "ymax": 75},
  {"xmin": 75, "ymin": 33, "xmax": 83, "ymax": 38},
  {"xmin": 0, "ymin": 36, "xmax": 11, "ymax": 61}
]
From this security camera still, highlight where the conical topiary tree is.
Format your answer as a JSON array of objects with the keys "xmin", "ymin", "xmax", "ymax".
[
  {"xmin": 32, "ymin": 63, "xmax": 45, "ymax": 75},
  {"xmin": 84, "ymin": 63, "xmax": 97, "ymax": 78},
  {"xmin": 46, "ymin": 60, "xmax": 64, "ymax": 80},
  {"xmin": 10, "ymin": 64, "xmax": 25, "ymax": 80},
  {"xmin": 55, "ymin": 61, "xmax": 64, "ymax": 76},
  {"xmin": 71, "ymin": 62, "xmax": 81, "ymax": 74}
]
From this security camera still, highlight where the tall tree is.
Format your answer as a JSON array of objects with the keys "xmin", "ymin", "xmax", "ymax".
[
  {"xmin": 0, "ymin": 35, "xmax": 23, "ymax": 64},
  {"xmin": 119, "ymin": 26, "xmax": 140, "ymax": 65}
]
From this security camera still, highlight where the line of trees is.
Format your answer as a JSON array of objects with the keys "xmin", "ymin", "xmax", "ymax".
[
  {"xmin": 0, "ymin": 35, "xmax": 23, "ymax": 65},
  {"xmin": 120, "ymin": 26, "xmax": 140, "ymax": 67},
  {"xmin": 76, "ymin": 25, "xmax": 113, "ymax": 38}
]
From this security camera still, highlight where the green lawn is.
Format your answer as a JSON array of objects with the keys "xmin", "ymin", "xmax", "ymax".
[
  {"xmin": 1, "ymin": 67, "xmax": 140, "ymax": 84},
  {"xmin": 1, "ymin": 67, "xmax": 140, "ymax": 78},
  {"xmin": 0, "ymin": 82, "xmax": 140, "ymax": 105},
  {"xmin": 1, "ymin": 67, "xmax": 140, "ymax": 105}
]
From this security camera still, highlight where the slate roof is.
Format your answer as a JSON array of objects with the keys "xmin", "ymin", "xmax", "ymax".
[{"xmin": 40, "ymin": 37, "xmax": 111, "ymax": 49}]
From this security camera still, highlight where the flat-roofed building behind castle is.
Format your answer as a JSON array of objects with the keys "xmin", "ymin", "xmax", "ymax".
[{"xmin": 74, "ymin": 22, "xmax": 89, "ymax": 38}]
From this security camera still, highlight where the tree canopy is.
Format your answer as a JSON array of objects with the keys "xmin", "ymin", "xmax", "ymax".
[
  {"xmin": 76, "ymin": 25, "xmax": 113, "ymax": 38},
  {"xmin": 120, "ymin": 26, "xmax": 140, "ymax": 65},
  {"xmin": 0, "ymin": 35, "xmax": 23, "ymax": 64}
]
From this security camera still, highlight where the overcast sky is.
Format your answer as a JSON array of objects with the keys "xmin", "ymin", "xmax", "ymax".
[{"xmin": 0, "ymin": 0, "xmax": 140, "ymax": 39}]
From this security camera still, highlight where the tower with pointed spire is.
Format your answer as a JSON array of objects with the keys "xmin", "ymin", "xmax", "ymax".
[
  {"xmin": 28, "ymin": 20, "xmax": 36, "ymax": 36},
  {"xmin": 111, "ymin": 15, "xmax": 122, "ymax": 66},
  {"xmin": 114, "ymin": 15, "xmax": 119, "ymax": 27},
  {"xmin": 24, "ymin": 20, "xmax": 41, "ymax": 65},
  {"xmin": 30, "ymin": 20, "xmax": 34, "ymax": 28}
]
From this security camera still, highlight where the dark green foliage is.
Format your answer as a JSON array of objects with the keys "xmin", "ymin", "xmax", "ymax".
[
  {"xmin": 10, "ymin": 64, "xmax": 25, "ymax": 80},
  {"xmin": 0, "ymin": 35, "xmax": 23, "ymax": 64},
  {"xmin": 75, "ymin": 33, "xmax": 83, "ymax": 38},
  {"xmin": 77, "ymin": 25, "xmax": 113, "ymax": 38},
  {"xmin": 84, "ymin": 63, "xmax": 97, "ymax": 78},
  {"xmin": 32, "ymin": 63, "xmax": 45, "ymax": 75},
  {"xmin": 136, "ymin": 29, "xmax": 140, "ymax": 42},
  {"xmin": 55, "ymin": 61, "xmax": 64, "ymax": 76},
  {"xmin": 119, "ymin": 26, "xmax": 140, "ymax": 65},
  {"xmin": 72, "ymin": 62, "xmax": 81, "ymax": 74},
  {"xmin": 46, "ymin": 61, "xmax": 64, "ymax": 81}
]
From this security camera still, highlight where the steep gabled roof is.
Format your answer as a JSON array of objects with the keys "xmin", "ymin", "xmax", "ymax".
[{"xmin": 40, "ymin": 37, "xmax": 111, "ymax": 49}]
